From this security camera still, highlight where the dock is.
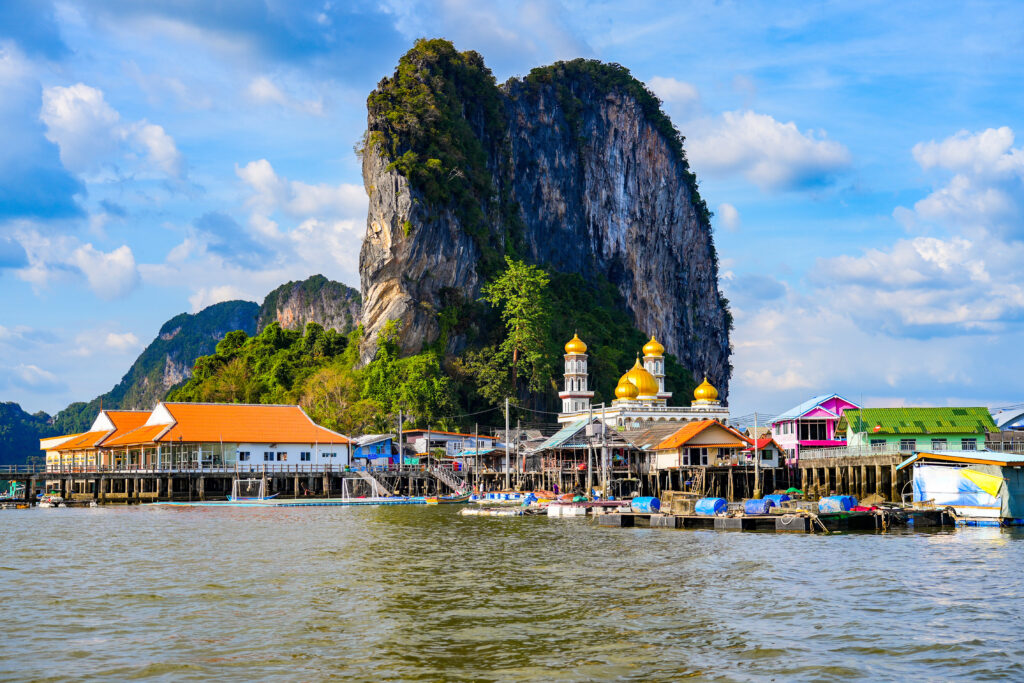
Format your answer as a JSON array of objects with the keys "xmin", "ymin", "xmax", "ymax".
[{"xmin": 595, "ymin": 508, "xmax": 953, "ymax": 533}]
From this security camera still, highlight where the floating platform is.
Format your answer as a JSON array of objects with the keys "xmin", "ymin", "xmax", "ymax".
[{"xmin": 595, "ymin": 509, "xmax": 955, "ymax": 533}]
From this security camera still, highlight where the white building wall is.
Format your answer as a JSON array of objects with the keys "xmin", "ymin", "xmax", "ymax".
[{"xmin": 234, "ymin": 442, "xmax": 350, "ymax": 470}]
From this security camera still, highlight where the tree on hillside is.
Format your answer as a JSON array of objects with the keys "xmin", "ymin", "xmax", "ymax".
[{"xmin": 479, "ymin": 256, "xmax": 552, "ymax": 396}]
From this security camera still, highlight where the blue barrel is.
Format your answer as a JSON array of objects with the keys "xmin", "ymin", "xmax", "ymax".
[
  {"xmin": 818, "ymin": 495, "xmax": 857, "ymax": 513},
  {"xmin": 695, "ymin": 497, "xmax": 728, "ymax": 516},
  {"xmin": 630, "ymin": 497, "xmax": 661, "ymax": 513},
  {"xmin": 744, "ymin": 498, "xmax": 776, "ymax": 515},
  {"xmin": 764, "ymin": 494, "xmax": 791, "ymax": 506}
]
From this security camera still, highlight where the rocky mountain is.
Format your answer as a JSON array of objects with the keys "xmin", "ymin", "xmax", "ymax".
[
  {"xmin": 359, "ymin": 40, "xmax": 732, "ymax": 397},
  {"xmin": 52, "ymin": 300, "xmax": 259, "ymax": 434},
  {"xmin": 257, "ymin": 274, "xmax": 361, "ymax": 335}
]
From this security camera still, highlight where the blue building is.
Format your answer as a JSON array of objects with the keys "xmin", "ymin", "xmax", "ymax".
[{"xmin": 352, "ymin": 434, "xmax": 397, "ymax": 466}]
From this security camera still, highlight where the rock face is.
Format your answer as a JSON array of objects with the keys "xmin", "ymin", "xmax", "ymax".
[
  {"xmin": 257, "ymin": 274, "xmax": 361, "ymax": 335},
  {"xmin": 51, "ymin": 300, "xmax": 259, "ymax": 434},
  {"xmin": 359, "ymin": 41, "xmax": 732, "ymax": 397}
]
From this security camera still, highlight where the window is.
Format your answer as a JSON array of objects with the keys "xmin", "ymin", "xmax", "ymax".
[
  {"xmin": 799, "ymin": 420, "xmax": 827, "ymax": 441},
  {"xmin": 239, "ymin": 451, "xmax": 250, "ymax": 462},
  {"xmin": 899, "ymin": 439, "xmax": 916, "ymax": 452},
  {"xmin": 300, "ymin": 451, "xmax": 311, "ymax": 462},
  {"xmin": 931, "ymin": 439, "xmax": 947, "ymax": 451},
  {"xmin": 263, "ymin": 451, "xmax": 273, "ymax": 461},
  {"xmin": 276, "ymin": 452, "xmax": 287, "ymax": 461},
  {"xmin": 761, "ymin": 450, "xmax": 771, "ymax": 460},
  {"xmin": 323, "ymin": 452, "xmax": 336, "ymax": 459},
  {"xmin": 962, "ymin": 438, "xmax": 977, "ymax": 451}
]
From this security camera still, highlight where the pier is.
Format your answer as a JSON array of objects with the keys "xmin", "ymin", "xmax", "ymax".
[{"xmin": 0, "ymin": 463, "xmax": 467, "ymax": 505}]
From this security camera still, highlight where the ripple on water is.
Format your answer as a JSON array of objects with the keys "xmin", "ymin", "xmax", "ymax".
[{"xmin": 3, "ymin": 507, "xmax": 1024, "ymax": 681}]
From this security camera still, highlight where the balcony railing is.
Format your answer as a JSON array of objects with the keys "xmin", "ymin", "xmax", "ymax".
[{"xmin": 799, "ymin": 440, "xmax": 1024, "ymax": 462}]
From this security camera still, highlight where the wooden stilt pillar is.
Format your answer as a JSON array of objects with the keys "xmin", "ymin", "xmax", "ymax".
[
  {"xmin": 890, "ymin": 464, "xmax": 900, "ymax": 503},
  {"xmin": 198, "ymin": 476, "xmax": 205, "ymax": 501},
  {"xmin": 727, "ymin": 468, "xmax": 735, "ymax": 501}
]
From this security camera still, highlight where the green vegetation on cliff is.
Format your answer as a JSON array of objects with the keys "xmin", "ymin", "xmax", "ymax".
[
  {"xmin": 0, "ymin": 402, "xmax": 52, "ymax": 466},
  {"xmin": 169, "ymin": 321, "xmax": 457, "ymax": 434}
]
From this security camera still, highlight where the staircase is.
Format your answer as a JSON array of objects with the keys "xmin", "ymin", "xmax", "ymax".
[
  {"xmin": 430, "ymin": 466, "xmax": 469, "ymax": 495},
  {"xmin": 355, "ymin": 469, "xmax": 391, "ymax": 497}
]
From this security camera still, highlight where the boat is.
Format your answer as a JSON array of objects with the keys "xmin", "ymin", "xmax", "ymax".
[{"xmin": 37, "ymin": 493, "xmax": 65, "ymax": 508}]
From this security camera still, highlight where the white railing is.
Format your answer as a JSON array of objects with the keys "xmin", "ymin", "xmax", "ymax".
[{"xmin": 800, "ymin": 440, "xmax": 1019, "ymax": 462}]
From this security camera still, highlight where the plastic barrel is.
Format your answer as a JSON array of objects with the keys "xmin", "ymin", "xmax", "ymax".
[
  {"xmin": 764, "ymin": 494, "xmax": 791, "ymax": 506},
  {"xmin": 744, "ymin": 498, "xmax": 776, "ymax": 515},
  {"xmin": 630, "ymin": 497, "xmax": 661, "ymax": 513},
  {"xmin": 818, "ymin": 495, "xmax": 856, "ymax": 513},
  {"xmin": 695, "ymin": 497, "xmax": 728, "ymax": 516}
]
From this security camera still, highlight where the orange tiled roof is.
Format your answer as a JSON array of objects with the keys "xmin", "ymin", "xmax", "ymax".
[
  {"xmin": 655, "ymin": 420, "xmax": 747, "ymax": 450},
  {"xmin": 103, "ymin": 423, "xmax": 171, "ymax": 447},
  {"xmin": 101, "ymin": 411, "xmax": 151, "ymax": 443},
  {"xmin": 54, "ymin": 430, "xmax": 112, "ymax": 451},
  {"xmin": 156, "ymin": 403, "xmax": 349, "ymax": 444}
]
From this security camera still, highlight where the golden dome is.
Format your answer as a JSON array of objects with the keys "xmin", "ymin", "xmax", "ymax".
[
  {"xmin": 615, "ymin": 375, "xmax": 640, "ymax": 400},
  {"xmin": 625, "ymin": 358, "xmax": 660, "ymax": 398},
  {"xmin": 642, "ymin": 336, "xmax": 665, "ymax": 357},
  {"xmin": 693, "ymin": 376, "xmax": 719, "ymax": 402},
  {"xmin": 564, "ymin": 333, "xmax": 587, "ymax": 355}
]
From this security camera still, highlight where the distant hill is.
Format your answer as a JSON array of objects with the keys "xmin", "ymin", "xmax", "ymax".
[
  {"xmin": 258, "ymin": 274, "xmax": 361, "ymax": 335},
  {"xmin": 51, "ymin": 300, "xmax": 259, "ymax": 435},
  {"xmin": 0, "ymin": 402, "xmax": 52, "ymax": 466}
]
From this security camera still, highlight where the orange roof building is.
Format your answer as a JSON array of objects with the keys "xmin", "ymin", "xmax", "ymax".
[
  {"xmin": 651, "ymin": 420, "xmax": 750, "ymax": 469},
  {"xmin": 43, "ymin": 403, "xmax": 351, "ymax": 472}
]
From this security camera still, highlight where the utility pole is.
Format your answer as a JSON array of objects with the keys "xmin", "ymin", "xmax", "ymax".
[
  {"xmin": 473, "ymin": 422, "xmax": 478, "ymax": 492},
  {"xmin": 587, "ymin": 403, "xmax": 594, "ymax": 495},
  {"xmin": 601, "ymin": 403, "xmax": 608, "ymax": 500},
  {"xmin": 397, "ymin": 407, "xmax": 403, "ymax": 471},
  {"xmin": 504, "ymin": 397, "xmax": 510, "ymax": 489},
  {"xmin": 754, "ymin": 411, "xmax": 761, "ymax": 498}
]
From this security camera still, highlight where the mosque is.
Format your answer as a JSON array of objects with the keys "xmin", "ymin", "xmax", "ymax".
[{"xmin": 557, "ymin": 333, "xmax": 730, "ymax": 428}]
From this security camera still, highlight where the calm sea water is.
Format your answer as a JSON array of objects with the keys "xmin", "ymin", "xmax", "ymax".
[{"xmin": 1, "ymin": 506, "xmax": 1022, "ymax": 682}]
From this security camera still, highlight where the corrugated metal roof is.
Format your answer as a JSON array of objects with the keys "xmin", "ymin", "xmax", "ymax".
[
  {"xmin": 838, "ymin": 407, "xmax": 997, "ymax": 436},
  {"xmin": 896, "ymin": 449, "xmax": 1024, "ymax": 470},
  {"xmin": 775, "ymin": 394, "xmax": 849, "ymax": 420},
  {"xmin": 535, "ymin": 419, "xmax": 590, "ymax": 451}
]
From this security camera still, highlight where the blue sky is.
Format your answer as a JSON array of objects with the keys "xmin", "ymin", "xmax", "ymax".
[{"xmin": 2, "ymin": 0, "xmax": 1024, "ymax": 419}]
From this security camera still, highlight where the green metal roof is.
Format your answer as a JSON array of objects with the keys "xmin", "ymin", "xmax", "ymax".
[{"xmin": 837, "ymin": 407, "xmax": 997, "ymax": 436}]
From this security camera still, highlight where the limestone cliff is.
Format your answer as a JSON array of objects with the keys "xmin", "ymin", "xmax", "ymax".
[
  {"xmin": 359, "ymin": 40, "xmax": 732, "ymax": 398},
  {"xmin": 257, "ymin": 274, "xmax": 361, "ymax": 335}
]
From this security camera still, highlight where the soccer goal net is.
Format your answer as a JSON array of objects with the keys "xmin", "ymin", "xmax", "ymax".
[{"xmin": 232, "ymin": 478, "xmax": 266, "ymax": 499}]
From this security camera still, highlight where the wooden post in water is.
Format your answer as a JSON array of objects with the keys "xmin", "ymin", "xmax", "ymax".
[
  {"xmin": 198, "ymin": 476, "xmax": 205, "ymax": 501},
  {"xmin": 727, "ymin": 467, "xmax": 734, "ymax": 501}
]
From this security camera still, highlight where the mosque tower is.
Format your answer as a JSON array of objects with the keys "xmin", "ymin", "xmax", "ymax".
[
  {"xmin": 642, "ymin": 336, "xmax": 671, "ymax": 404},
  {"xmin": 559, "ymin": 334, "xmax": 594, "ymax": 414}
]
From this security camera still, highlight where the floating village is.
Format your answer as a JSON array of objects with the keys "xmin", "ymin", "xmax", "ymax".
[{"xmin": 4, "ymin": 332, "xmax": 1024, "ymax": 534}]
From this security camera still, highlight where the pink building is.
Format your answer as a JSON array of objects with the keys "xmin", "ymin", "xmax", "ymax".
[{"xmin": 770, "ymin": 394, "xmax": 860, "ymax": 466}]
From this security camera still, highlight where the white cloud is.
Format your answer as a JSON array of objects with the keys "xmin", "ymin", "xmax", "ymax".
[
  {"xmin": 40, "ymin": 83, "xmax": 120, "ymax": 172},
  {"xmin": 648, "ymin": 76, "xmax": 699, "ymax": 113},
  {"xmin": 188, "ymin": 285, "xmax": 249, "ymax": 313},
  {"xmin": 688, "ymin": 110, "xmax": 850, "ymax": 191},
  {"xmin": 71, "ymin": 330, "xmax": 142, "ymax": 357},
  {"xmin": 71, "ymin": 243, "xmax": 139, "ymax": 300},
  {"xmin": 0, "ymin": 363, "xmax": 65, "ymax": 393},
  {"xmin": 247, "ymin": 75, "xmax": 324, "ymax": 115},
  {"xmin": 236, "ymin": 158, "xmax": 366, "ymax": 220},
  {"xmin": 717, "ymin": 202, "xmax": 740, "ymax": 231},
  {"xmin": 900, "ymin": 127, "xmax": 1024, "ymax": 237},
  {"xmin": 40, "ymin": 83, "xmax": 185, "ymax": 178}
]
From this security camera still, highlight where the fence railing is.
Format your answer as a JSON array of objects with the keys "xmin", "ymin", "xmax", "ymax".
[{"xmin": 800, "ymin": 440, "xmax": 1024, "ymax": 462}]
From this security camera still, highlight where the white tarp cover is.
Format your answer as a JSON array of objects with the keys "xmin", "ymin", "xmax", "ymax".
[{"xmin": 912, "ymin": 464, "xmax": 1000, "ymax": 511}]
